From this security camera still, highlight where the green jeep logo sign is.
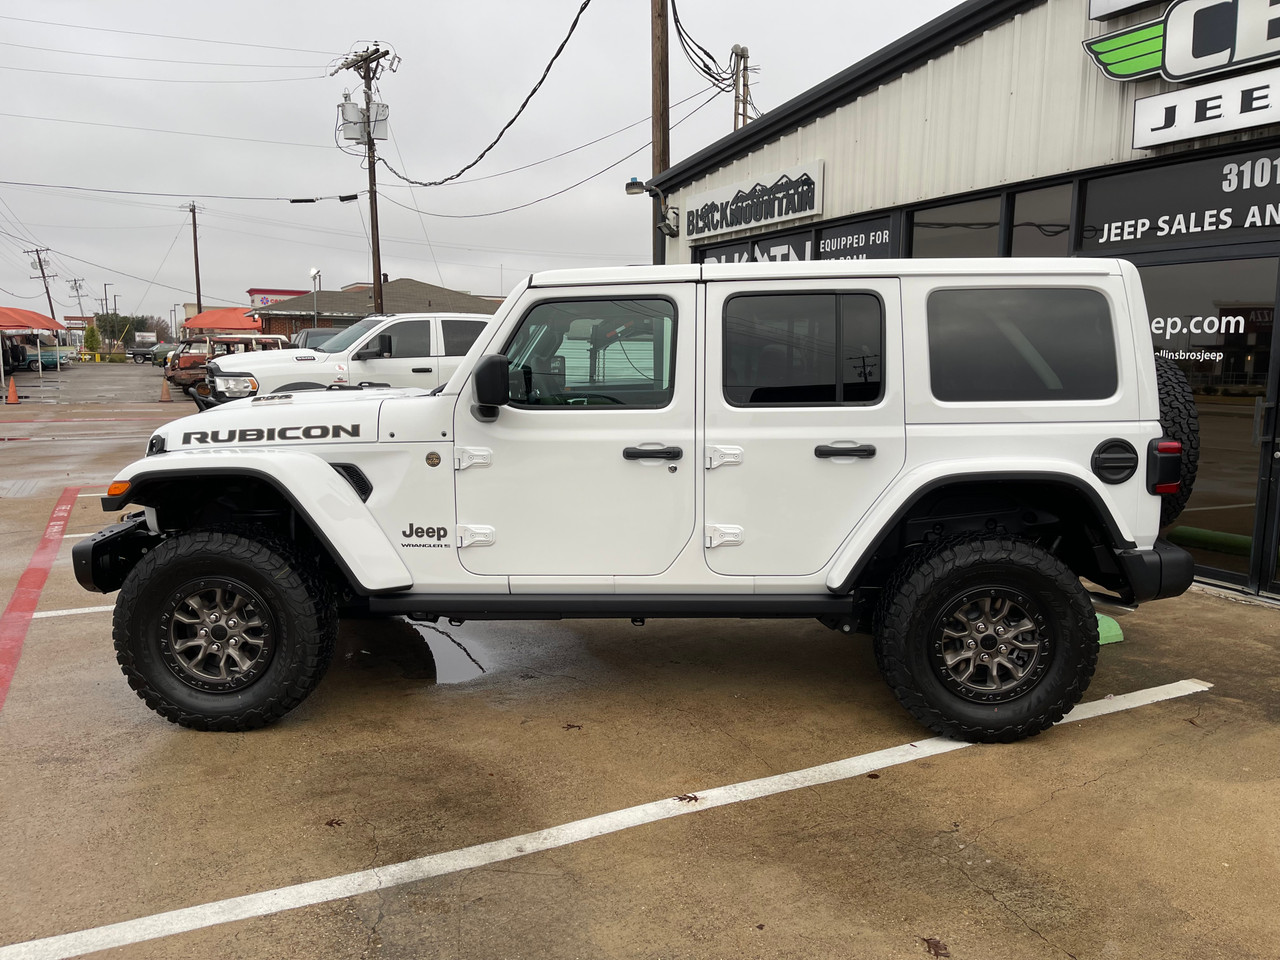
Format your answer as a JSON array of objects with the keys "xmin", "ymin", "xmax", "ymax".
[{"xmin": 1086, "ymin": 0, "xmax": 1280, "ymax": 82}]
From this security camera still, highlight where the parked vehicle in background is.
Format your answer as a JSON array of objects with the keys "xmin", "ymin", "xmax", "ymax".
[
  {"xmin": 17, "ymin": 334, "xmax": 74, "ymax": 370},
  {"xmin": 197, "ymin": 312, "xmax": 491, "ymax": 409},
  {"xmin": 150, "ymin": 343, "xmax": 177, "ymax": 367},
  {"xmin": 128, "ymin": 344, "xmax": 158, "ymax": 363},
  {"xmin": 291, "ymin": 328, "xmax": 339, "ymax": 351},
  {"xmin": 166, "ymin": 334, "xmax": 289, "ymax": 398},
  {"xmin": 78, "ymin": 259, "xmax": 1197, "ymax": 739}
]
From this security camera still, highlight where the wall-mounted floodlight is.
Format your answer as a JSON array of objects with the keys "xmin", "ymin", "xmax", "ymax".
[{"xmin": 625, "ymin": 177, "xmax": 679, "ymax": 238}]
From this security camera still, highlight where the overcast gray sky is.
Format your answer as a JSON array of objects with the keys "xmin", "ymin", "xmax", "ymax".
[{"xmin": 0, "ymin": 0, "xmax": 964, "ymax": 324}]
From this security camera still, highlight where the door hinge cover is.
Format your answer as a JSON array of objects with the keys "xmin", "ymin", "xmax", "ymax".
[
  {"xmin": 705, "ymin": 524, "xmax": 744, "ymax": 548},
  {"xmin": 457, "ymin": 524, "xmax": 496, "ymax": 548},
  {"xmin": 455, "ymin": 447, "xmax": 492, "ymax": 470},
  {"xmin": 705, "ymin": 445, "xmax": 744, "ymax": 469}
]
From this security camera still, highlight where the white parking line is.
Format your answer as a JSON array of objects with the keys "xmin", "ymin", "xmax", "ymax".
[
  {"xmin": 31, "ymin": 606, "xmax": 114, "ymax": 620},
  {"xmin": 0, "ymin": 678, "xmax": 1211, "ymax": 960}
]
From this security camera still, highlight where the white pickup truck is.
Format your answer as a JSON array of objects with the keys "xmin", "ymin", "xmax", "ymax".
[{"xmin": 194, "ymin": 312, "xmax": 492, "ymax": 410}]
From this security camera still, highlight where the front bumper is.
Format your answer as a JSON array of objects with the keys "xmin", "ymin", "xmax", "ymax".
[
  {"xmin": 72, "ymin": 514, "xmax": 161, "ymax": 593},
  {"xmin": 1114, "ymin": 538, "xmax": 1195, "ymax": 604}
]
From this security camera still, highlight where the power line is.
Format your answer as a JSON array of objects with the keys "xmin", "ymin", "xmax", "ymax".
[
  {"xmin": 0, "ymin": 64, "xmax": 325, "ymax": 84},
  {"xmin": 0, "ymin": 15, "xmax": 335, "ymax": 56},
  {"xmin": 0, "ymin": 112, "xmax": 333, "ymax": 149},
  {"xmin": 379, "ymin": 89, "xmax": 722, "ymax": 219},
  {"xmin": 0, "ymin": 39, "xmax": 325, "ymax": 68},
  {"xmin": 379, "ymin": 0, "xmax": 597, "ymax": 188},
  {"xmin": 0, "ymin": 180, "xmax": 363, "ymax": 203}
]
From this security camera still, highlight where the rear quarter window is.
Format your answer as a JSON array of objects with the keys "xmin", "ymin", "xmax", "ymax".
[
  {"xmin": 442, "ymin": 319, "xmax": 488, "ymax": 355},
  {"xmin": 927, "ymin": 288, "xmax": 1117, "ymax": 402}
]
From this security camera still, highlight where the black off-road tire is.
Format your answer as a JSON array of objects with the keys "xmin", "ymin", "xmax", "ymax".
[
  {"xmin": 113, "ymin": 530, "xmax": 338, "ymax": 731},
  {"xmin": 1154, "ymin": 354, "xmax": 1200, "ymax": 527},
  {"xmin": 874, "ymin": 537, "xmax": 1098, "ymax": 743}
]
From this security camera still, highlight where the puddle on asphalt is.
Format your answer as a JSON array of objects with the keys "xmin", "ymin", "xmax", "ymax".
[
  {"xmin": 403, "ymin": 618, "xmax": 488, "ymax": 683},
  {"xmin": 335, "ymin": 615, "xmax": 488, "ymax": 684}
]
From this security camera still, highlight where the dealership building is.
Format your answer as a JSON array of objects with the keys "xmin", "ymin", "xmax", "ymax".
[{"xmin": 644, "ymin": 0, "xmax": 1280, "ymax": 597}]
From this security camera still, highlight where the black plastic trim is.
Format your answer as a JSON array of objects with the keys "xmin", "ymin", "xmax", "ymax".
[
  {"xmin": 831, "ymin": 471, "xmax": 1137, "ymax": 594},
  {"xmin": 1114, "ymin": 538, "xmax": 1195, "ymax": 603},
  {"xmin": 72, "ymin": 514, "xmax": 159, "ymax": 593},
  {"xmin": 1091, "ymin": 438, "xmax": 1139, "ymax": 485},
  {"xmin": 368, "ymin": 593, "xmax": 856, "ymax": 620},
  {"xmin": 101, "ymin": 467, "xmax": 404, "ymax": 596}
]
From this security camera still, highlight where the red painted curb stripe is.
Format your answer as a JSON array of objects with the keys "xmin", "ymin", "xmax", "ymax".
[{"xmin": 0, "ymin": 486, "xmax": 82, "ymax": 715}]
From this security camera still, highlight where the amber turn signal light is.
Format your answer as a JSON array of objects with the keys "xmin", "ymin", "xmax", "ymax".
[{"xmin": 107, "ymin": 481, "xmax": 131, "ymax": 498}]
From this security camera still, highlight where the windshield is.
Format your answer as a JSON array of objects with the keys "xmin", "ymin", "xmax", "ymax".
[{"xmin": 317, "ymin": 316, "xmax": 382, "ymax": 354}]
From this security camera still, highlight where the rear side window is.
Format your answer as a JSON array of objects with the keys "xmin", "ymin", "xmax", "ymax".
[
  {"xmin": 927, "ymin": 288, "xmax": 1117, "ymax": 402},
  {"xmin": 723, "ymin": 293, "xmax": 883, "ymax": 405},
  {"xmin": 442, "ymin": 319, "xmax": 487, "ymax": 356}
]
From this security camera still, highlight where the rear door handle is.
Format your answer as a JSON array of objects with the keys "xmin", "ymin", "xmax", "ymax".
[
  {"xmin": 815, "ymin": 443, "xmax": 876, "ymax": 459},
  {"xmin": 412, "ymin": 366, "xmax": 433, "ymax": 373},
  {"xmin": 623, "ymin": 446, "xmax": 683, "ymax": 461}
]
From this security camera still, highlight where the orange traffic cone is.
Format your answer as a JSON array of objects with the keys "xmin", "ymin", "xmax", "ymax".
[
  {"xmin": 5, "ymin": 378, "xmax": 17, "ymax": 405},
  {"xmin": 159, "ymin": 377, "xmax": 172, "ymax": 403}
]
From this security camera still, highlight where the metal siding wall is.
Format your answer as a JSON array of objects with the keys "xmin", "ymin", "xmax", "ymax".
[{"xmin": 665, "ymin": 0, "xmax": 1277, "ymax": 263}]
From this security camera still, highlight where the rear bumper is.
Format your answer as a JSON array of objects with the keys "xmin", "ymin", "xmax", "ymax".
[
  {"xmin": 72, "ymin": 514, "xmax": 160, "ymax": 593},
  {"xmin": 1114, "ymin": 538, "xmax": 1195, "ymax": 604}
]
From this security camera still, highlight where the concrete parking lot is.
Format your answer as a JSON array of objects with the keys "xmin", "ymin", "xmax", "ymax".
[{"xmin": 2, "ymin": 363, "xmax": 1279, "ymax": 960}]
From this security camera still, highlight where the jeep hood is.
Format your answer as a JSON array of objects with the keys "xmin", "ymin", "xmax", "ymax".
[{"xmin": 149, "ymin": 387, "xmax": 445, "ymax": 453}]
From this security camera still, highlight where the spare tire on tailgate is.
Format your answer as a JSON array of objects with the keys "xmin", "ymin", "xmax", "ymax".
[{"xmin": 1153, "ymin": 354, "xmax": 1200, "ymax": 527}]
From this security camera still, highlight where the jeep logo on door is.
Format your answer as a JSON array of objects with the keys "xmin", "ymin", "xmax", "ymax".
[{"xmin": 1085, "ymin": 0, "xmax": 1280, "ymax": 82}]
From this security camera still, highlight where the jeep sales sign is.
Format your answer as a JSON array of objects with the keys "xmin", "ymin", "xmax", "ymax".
[
  {"xmin": 1085, "ymin": 0, "xmax": 1280, "ymax": 147},
  {"xmin": 685, "ymin": 163, "xmax": 824, "ymax": 240}
]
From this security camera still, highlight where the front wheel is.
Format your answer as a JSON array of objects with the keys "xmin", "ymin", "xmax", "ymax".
[
  {"xmin": 27, "ymin": 359, "xmax": 39, "ymax": 372},
  {"xmin": 113, "ymin": 531, "xmax": 337, "ymax": 730},
  {"xmin": 874, "ymin": 537, "xmax": 1098, "ymax": 743}
]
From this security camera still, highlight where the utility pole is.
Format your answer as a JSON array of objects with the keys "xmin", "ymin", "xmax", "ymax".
[
  {"xmin": 26, "ymin": 248, "xmax": 59, "ymax": 372},
  {"xmin": 333, "ymin": 47, "xmax": 390, "ymax": 313},
  {"xmin": 68, "ymin": 278, "xmax": 87, "ymax": 316},
  {"xmin": 189, "ymin": 202, "xmax": 203, "ymax": 313},
  {"xmin": 651, "ymin": 0, "xmax": 670, "ymax": 266},
  {"xmin": 732, "ymin": 45, "xmax": 751, "ymax": 130}
]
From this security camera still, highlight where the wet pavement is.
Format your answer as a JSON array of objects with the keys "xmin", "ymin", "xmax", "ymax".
[{"xmin": 2, "ymin": 363, "xmax": 1279, "ymax": 960}]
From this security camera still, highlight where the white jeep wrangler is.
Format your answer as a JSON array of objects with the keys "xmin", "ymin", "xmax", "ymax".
[
  {"xmin": 193, "ymin": 312, "xmax": 492, "ymax": 410},
  {"xmin": 75, "ymin": 259, "xmax": 1197, "ymax": 742}
]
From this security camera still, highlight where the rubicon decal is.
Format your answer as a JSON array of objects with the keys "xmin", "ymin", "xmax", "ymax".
[
  {"xmin": 1085, "ymin": 0, "xmax": 1280, "ymax": 82},
  {"xmin": 181, "ymin": 424, "xmax": 361, "ymax": 444}
]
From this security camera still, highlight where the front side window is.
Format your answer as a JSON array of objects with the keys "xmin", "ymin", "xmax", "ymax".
[
  {"xmin": 927, "ymin": 288, "xmax": 1117, "ymax": 402},
  {"xmin": 378, "ymin": 319, "xmax": 433, "ymax": 359},
  {"xmin": 504, "ymin": 298, "xmax": 676, "ymax": 408},
  {"xmin": 724, "ymin": 293, "xmax": 884, "ymax": 405}
]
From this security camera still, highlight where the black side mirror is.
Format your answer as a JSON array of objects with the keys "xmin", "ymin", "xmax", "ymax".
[
  {"xmin": 353, "ymin": 333, "xmax": 392, "ymax": 361},
  {"xmin": 472, "ymin": 354, "xmax": 510, "ymax": 422}
]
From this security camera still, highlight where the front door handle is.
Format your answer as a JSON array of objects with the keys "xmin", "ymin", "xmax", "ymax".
[
  {"xmin": 815, "ymin": 443, "xmax": 876, "ymax": 459},
  {"xmin": 412, "ymin": 366, "xmax": 433, "ymax": 373},
  {"xmin": 623, "ymin": 446, "xmax": 683, "ymax": 461}
]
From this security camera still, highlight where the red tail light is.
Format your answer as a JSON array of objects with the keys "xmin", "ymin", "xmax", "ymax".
[{"xmin": 1157, "ymin": 440, "xmax": 1182, "ymax": 455}]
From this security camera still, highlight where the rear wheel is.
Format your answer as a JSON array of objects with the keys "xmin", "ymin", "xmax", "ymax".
[
  {"xmin": 875, "ymin": 537, "xmax": 1098, "ymax": 743},
  {"xmin": 27, "ymin": 359, "xmax": 39, "ymax": 372},
  {"xmin": 113, "ymin": 531, "xmax": 337, "ymax": 730}
]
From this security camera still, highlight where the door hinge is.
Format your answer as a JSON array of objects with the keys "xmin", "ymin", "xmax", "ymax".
[
  {"xmin": 705, "ymin": 524, "xmax": 744, "ymax": 548},
  {"xmin": 455, "ymin": 447, "xmax": 492, "ymax": 470},
  {"xmin": 705, "ymin": 445, "xmax": 744, "ymax": 469},
  {"xmin": 457, "ymin": 524, "xmax": 496, "ymax": 548}
]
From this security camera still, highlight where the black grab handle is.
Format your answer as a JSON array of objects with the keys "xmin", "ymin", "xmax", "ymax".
[
  {"xmin": 815, "ymin": 443, "xmax": 876, "ymax": 459},
  {"xmin": 623, "ymin": 446, "xmax": 683, "ymax": 461}
]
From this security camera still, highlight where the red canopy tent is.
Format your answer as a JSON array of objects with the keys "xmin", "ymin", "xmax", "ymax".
[
  {"xmin": 0, "ymin": 307, "xmax": 65, "ymax": 331},
  {"xmin": 182, "ymin": 308, "xmax": 260, "ymax": 333}
]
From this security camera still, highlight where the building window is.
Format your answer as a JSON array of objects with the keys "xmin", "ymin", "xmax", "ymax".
[
  {"xmin": 723, "ymin": 293, "xmax": 883, "ymax": 405},
  {"xmin": 1011, "ymin": 184, "xmax": 1072, "ymax": 257},
  {"xmin": 926, "ymin": 288, "xmax": 1116, "ymax": 401},
  {"xmin": 911, "ymin": 197, "xmax": 1000, "ymax": 257}
]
